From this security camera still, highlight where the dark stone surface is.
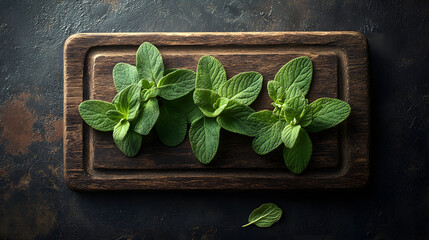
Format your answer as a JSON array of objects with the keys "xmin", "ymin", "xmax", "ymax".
[{"xmin": 0, "ymin": 0, "xmax": 428, "ymax": 239}]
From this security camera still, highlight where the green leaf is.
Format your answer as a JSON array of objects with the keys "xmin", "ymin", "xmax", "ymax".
[
  {"xmin": 267, "ymin": 81, "xmax": 281, "ymax": 102},
  {"xmin": 274, "ymin": 56, "xmax": 313, "ymax": 96},
  {"xmin": 162, "ymin": 92, "xmax": 202, "ymax": 123},
  {"xmin": 196, "ymin": 55, "xmax": 226, "ymax": 91},
  {"xmin": 78, "ymin": 100, "xmax": 117, "ymax": 131},
  {"xmin": 281, "ymin": 124, "xmax": 301, "ymax": 148},
  {"xmin": 136, "ymin": 42, "xmax": 164, "ymax": 83},
  {"xmin": 282, "ymin": 95, "xmax": 308, "ymax": 124},
  {"xmin": 106, "ymin": 110, "xmax": 124, "ymax": 123},
  {"xmin": 140, "ymin": 79, "xmax": 152, "ymax": 89},
  {"xmin": 186, "ymin": 107, "xmax": 203, "ymax": 123},
  {"xmin": 249, "ymin": 110, "xmax": 287, "ymax": 155},
  {"xmin": 283, "ymin": 128, "xmax": 312, "ymax": 174},
  {"xmin": 133, "ymin": 98, "xmax": 160, "ymax": 135},
  {"xmin": 164, "ymin": 68, "xmax": 177, "ymax": 75},
  {"xmin": 157, "ymin": 69, "xmax": 196, "ymax": 100},
  {"xmin": 112, "ymin": 63, "xmax": 139, "ymax": 92},
  {"xmin": 113, "ymin": 119, "xmax": 130, "ymax": 141},
  {"xmin": 242, "ymin": 203, "xmax": 282, "ymax": 228},
  {"xmin": 189, "ymin": 117, "xmax": 220, "ymax": 164},
  {"xmin": 156, "ymin": 104, "xmax": 188, "ymax": 146},
  {"xmin": 193, "ymin": 89, "xmax": 228, "ymax": 117},
  {"xmin": 114, "ymin": 130, "xmax": 142, "ymax": 157},
  {"xmin": 115, "ymin": 84, "xmax": 141, "ymax": 120},
  {"xmin": 218, "ymin": 72, "xmax": 263, "ymax": 105},
  {"xmin": 141, "ymin": 87, "xmax": 159, "ymax": 102},
  {"xmin": 216, "ymin": 100, "xmax": 256, "ymax": 136},
  {"xmin": 306, "ymin": 98, "xmax": 351, "ymax": 133}
]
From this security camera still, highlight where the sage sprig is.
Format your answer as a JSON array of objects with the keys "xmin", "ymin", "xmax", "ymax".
[
  {"xmin": 249, "ymin": 56, "xmax": 351, "ymax": 174},
  {"xmin": 79, "ymin": 42, "xmax": 200, "ymax": 156},
  {"xmin": 190, "ymin": 55, "xmax": 263, "ymax": 164}
]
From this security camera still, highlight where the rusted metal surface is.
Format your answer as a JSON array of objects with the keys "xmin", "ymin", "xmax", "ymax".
[{"xmin": 0, "ymin": 0, "xmax": 428, "ymax": 239}]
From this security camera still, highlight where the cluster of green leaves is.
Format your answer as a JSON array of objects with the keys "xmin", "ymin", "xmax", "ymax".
[
  {"xmin": 79, "ymin": 42, "xmax": 200, "ymax": 156},
  {"xmin": 249, "ymin": 56, "xmax": 351, "ymax": 174},
  {"xmin": 190, "ymin": 56, "xmax": 263, "ymax": 164}
]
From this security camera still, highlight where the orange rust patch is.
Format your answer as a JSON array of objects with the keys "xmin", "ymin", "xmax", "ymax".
[
  {"xmin": 44, "ymin": 116, "xmax": 63, "ymax": 143},
  {"xmin": 10, "ymin": 171, "xmax": 31, "ymax": 191},
  {"xmin": 0, "ymin": 93, "xmax": 42, "ymax": 156},
  {"xmin": 0, "ymin": 198, "xmax": 56, "ymax": 239}
]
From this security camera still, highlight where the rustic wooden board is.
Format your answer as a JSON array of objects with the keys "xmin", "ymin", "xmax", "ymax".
[{"xmin": 63, "ymin": 32, "xmax": 369, "ymax": 191}]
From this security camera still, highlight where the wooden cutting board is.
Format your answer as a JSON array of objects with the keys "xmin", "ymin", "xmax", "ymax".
[{"xmin": 63, "ymin": 32, "xmax": 369, "ymax": 191}]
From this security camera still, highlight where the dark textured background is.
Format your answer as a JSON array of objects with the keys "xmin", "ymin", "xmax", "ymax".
[{"xmin": 0, "ymin": 0, "xmax": 428, "ymax": 239}]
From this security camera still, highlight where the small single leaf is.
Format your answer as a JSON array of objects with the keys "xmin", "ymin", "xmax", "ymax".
[
  {"xmin": 189, "ymin": 117, "xmax": 220, "ymax": 164},
  {"xmin": 113, "ymin": 63, "xmax": 139, "ymax": 92},
  {"xmin": 133, "ymin": 98, "xmax": 160, "ymax": 135},
  {"xmin": 113, "ymin": 119, "xmax": 130, "ymax": 141},
  {"xmin": 248, "ymin": 110, "xmax": 287, "ymax": 155},
  {"xmin": 141, "ymin": 79, "xmax": 152, "ymax": 89},
  {"xmin": 115, "ymin": 84, "xmax": 141, "ymax": 120},
  {"xmin": 141, "ymin": 87, "xmax": 159, "ymax": 102},
  {"xmin": 216, "ymin": 100, "xmax": 256, "ymax": 136},
  {"xmin": 114, "ymin": 130, "xmax": 142, "ymax": 157},
  {"xmin": 283, "ymin": 128, "xmax": 312, "ymax": 174},
  {"xmin": 218, "ymin": 72, "xmax": 263, "ymax": 105},
  {"xmin": 157, "ymin": 69, "xmax": 196, "ymax": 100},
  {"xmin": 156, "ymin": 104, "xmax": 188, "ymax": 146},
  {"xmin": 136, "ymin": 42, "xmax": 164, "ymax": 83},
  {"xmin": 106, "ymin": 110, "xmax": 124, "ymax": 123},
  {"xmin": 281, "ymin": 124, "xmax": 301, "ymax": 148},
  {"xmin": 78, "ymin": 100, "xmax": 117, "ymax": 131},
  {"xmin": 193, "ymin": 89, "xmax": 228, "ymax": 117},
  {"xmin": 196, "ymin": 55, "xmax": 226, "ymax": 91},
  {"xmin": 267, "ymin": 81, "xmax": 281, "ymax": 102},
  {"xmin": 282, "ymin": 95, "xmax": 307, "ymax": 124},
  {"xmin": 242, "ymin": 203, "xmax": 282, "ymax": 228},
  {"xmin": 306, "ymin": 98, "xmax": 351, "ymax": 133},
  {"xmin": 274, "ymin": 56, "xmax": 313, "ymax": 96}
]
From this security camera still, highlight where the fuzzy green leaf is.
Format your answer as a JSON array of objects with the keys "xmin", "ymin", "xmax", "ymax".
[
  {"xmin": 282, "ymin": 95, "xmax": 308, "ymax": 124},
  {"xmin": 306, "ymin": 98, "xmax": 351, "ymax": 132},
  {"xmin": 196, "ymin": 55, "xmax": 226, "ymax": 91},
  {"xmin": 267, "ymin": 81, "xmax": 282, "ymax": 102},
  {"xmin": 242, "ymin": 203, "xmax": 282, "ymax": 228},
  {"xmin": 136, "ymin": 42, "xmax": 164, "ymax": 83},
  {"xmin": 113, "ymin": 119, "xmax": 130, "ymax": 141},
  {"xmin": 156, "ymin": 104, "xmax": 188, "ymax": 146},
  {"xmin": 115, "ymin": 84, "xmax": 141, "ymax": 120},
  {"xmin": 157, "ymin": 69, "xmax": 196, "ymax": 100},
  {"xmin": 78, "ymin": 100, "xmax": 117, "ymax": 131},
  {"xmin": 106, "ymin": 110, "xmax": 124, "ymax": 123},
  {"xmin": 162, "ymin": 92, "xmax": 203, "ymax": 123},
  {"xmin": 283, "ymin": 128, "xmax": 312, "ymax": 174},
  {"xmin": 164, "ymin": 68, "xmax": 177, "ymax": 75},
  {"xmin": 248, "ymin": 110, "xmax": 287, "ymax": 155},
  {"xmin": 216, "ymin": 100, "xmax": 256, "ymax": 136},
  {"xmin": 281, "ymin": 124, "xmax": 301, "ymax": 148},
  {"xmin": 218, "ymin": 72, "xmax": 263, "ymax": 105},
  {"xmin": 189, "ymin": 117, "xmax": 220, "ymax": 164},
  {"xmin": 193, "ymin": 89, "xmax": 228, "ymax": 117},
  {"xmin": 113, "ymin": 63, "xmax": 139, "ymax": 92},
  {"xmin": 133, "ymin": 98, "xmax": 159, "ymax": 135},
  {"xmin": 141, "ymin": 87, "xmax": 159, "ymax": 102},
  {"xmin": 114, "ymin": 130, "xmax": 142, "ymax": 157},
  {"xmin": 274, "ymin": 56, "xmax": 313, "ymax": 96}
]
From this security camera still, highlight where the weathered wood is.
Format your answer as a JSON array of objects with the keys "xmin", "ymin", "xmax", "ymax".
[{"xmin": 63, "ymin": 32, "xmax": 369, "ymax": 191}]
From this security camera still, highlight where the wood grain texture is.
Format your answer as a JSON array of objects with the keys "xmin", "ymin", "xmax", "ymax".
[{"xmin": 63, "ymin": 32, "xmax": 369, "ymax": 191}]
